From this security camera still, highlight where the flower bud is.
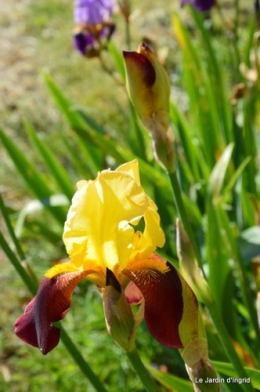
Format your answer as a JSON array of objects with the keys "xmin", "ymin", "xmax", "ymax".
[
  {"xmin": 103, "ymin": 269, "xmax": 136, "ymax": 352},
  {"xmin": 123, "ymin": 43, "xmax": 175, "ymax": 172},
  {"xmin": 180, "ymin": 315, "xmax": 220, "ymax": 392},
  {"xmin": 186, "ymin": 357, "xmax": 221, "ymax": 392}
]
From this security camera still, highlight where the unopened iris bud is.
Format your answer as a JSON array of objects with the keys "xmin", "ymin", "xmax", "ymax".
[
  {"xmin": 123, "ymin": 42, "xmax": 170, "ymax": 130},
  {"xmin": 118, "ymin": 0, "xmax": 131, "ymax": 22},
  {"xmin": 186, "ymin": 357, "xmax": 221, "ymax": 392},
  {"xmin": 180, "ymin": 314, "xmax": 220, "ymax": 392},
  {"xmin": 123, "ymin": 43, "xmax": 175, "ymax": 172},
  {"xmin": 103, "ymin": 269, "xmax": 136, "ymax": 352}
]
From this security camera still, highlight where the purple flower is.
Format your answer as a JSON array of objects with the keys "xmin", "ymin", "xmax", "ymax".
[
  {"xmin": 73, "ymin": 0, "xmax": 115, "ymax": 56},
  {"xmin": 181, "ymin": 0, "xmax": 215, "ymax": 12},
  {"xmin": 74, "ymin": 0, "xmax": 114, "ymax": 26}
]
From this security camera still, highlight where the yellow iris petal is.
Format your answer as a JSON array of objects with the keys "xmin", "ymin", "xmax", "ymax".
[
  {"xmin": 44, "ymin": 263, "xmax": 80, "ymax": 279},
  {"xmin": 115, "ymin": 159, "xmax": 140, "ymax": 184},
  {"xmin": 63, "ymin": 160, "xmax": 165, "ymax": 281}
]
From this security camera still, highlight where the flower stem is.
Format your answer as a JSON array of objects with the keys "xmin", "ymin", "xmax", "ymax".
[
  {"xmin": 168, "ymin": 170, "xmax": 202, "ymax": 267},
  {"xmin": 58, "ymin": 324, "xmax": 107, "ymax": 392},
  {"xmin": 126, "ymin": 349, "xmax": 158, "ymax": 392},
  {"xmin": 0, "ymin": 232, "xmax": 38, "ymax": 295},
  {"xmin": 0, "ymin": 194, "xmax": 25, "ymax": 260},
  {"xmin": 125, "ymin": 19, "xmax": 131, "ymax": 50}
]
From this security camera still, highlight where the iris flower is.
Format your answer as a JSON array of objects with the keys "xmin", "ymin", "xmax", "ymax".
[
  {"xmin": 15, "ymin": 160, "xmax": 200, "ymax": 355},
  {"xmin": 73, "ymin": 0, "xmax": 115, "ymax": 56},
  {"xmin": 181, "ymin": 0, "xmax": 215, "ymax": 12}
]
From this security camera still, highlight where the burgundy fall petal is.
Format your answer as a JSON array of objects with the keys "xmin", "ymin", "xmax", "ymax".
[
  {"xmin": 123, "ymin": 262, "xmax": 184, "ymax": 348},
  {"xmin": 14, "ymin": 270, "xmax": 89, "ymax": 354}
]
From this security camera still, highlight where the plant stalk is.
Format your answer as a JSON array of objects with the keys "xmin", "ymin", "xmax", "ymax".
[
  {"xmin": 207, "ymin": 303, "xmax": 255, "ymax": 392},
  {"xmin": 168, "ymin": 170, "xmax": 202, "ymax": 268},
  {"xmin": 126, "ymin": 349, "xmax": 158, "ymax": 392}
]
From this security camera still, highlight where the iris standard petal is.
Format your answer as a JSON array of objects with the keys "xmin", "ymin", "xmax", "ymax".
[
  {"xmin": 63, "ymin": 171, "xmax": 146, "ymax": 271},
  {"xmin": 14, "ymin": 267, "xmax": 92, "ymax": 354},
  {"xmin": 74, "ymin": 0, "xmax": 114, "ymax": 25},
  {"xmin": 63, "ymin": 160, "xmax": 164, "ymax": 276},
  {"xmin": 115, "ymin": 160, "xmax": 141, "ymax": 184}
]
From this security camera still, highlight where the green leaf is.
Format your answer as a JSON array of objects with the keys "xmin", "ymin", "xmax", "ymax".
[
  {"xmin": 189, "ymin": 7, "xmax": 232, "ymax": 143},
  {"xmin": 0, "ymin": 232, "xmax": 38, "ymax": 295},
  {"xmin": 208, "ymin": 143, "xmax": 234, "ymax": 197},
  {"xmin": 223, "ymin": 156, "xmax": 251, "ymax": 203},
  {"xmin": 170, "ymin": 101, "xmax": 209, "ymax": 182},
  {"xmin": 239, "ymin": 226, "xmax": 260, "ymax": 261},
  {"xmin": 206, "ymin": 199, "xmax": 233, "ymax": 315},
  {"xmin": 212, "ymin": 361, "xmax": 260, "ymax": 390},
  {"xmin": 215, "ymin": 203, "xmax": 260, "ymax": 345},
  {"xmin": 1, "ymin": 129, "xmax": 51, "ymax": 199},
  {"xmin": 107, "ymin": 41, "xmax": 126, "ymax": 81},
  {"xmin": 24, "ymin": 120, "xmax": 74, "ymax": 199},
  {"xmin": 147, "ymin": 365, "xmax": 193, "ymax": 392},
  {"xmin": 0, "ymin": 129, "xmax": 66, "ymax": 223},
  {"xmin": 0, "ymin": 194, "xmax": 25, "ymax": 260}
]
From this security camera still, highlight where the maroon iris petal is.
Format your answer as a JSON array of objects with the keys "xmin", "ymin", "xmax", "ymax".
[
  {"xmin": 14, "ymin": 271, "xmax": 89, "ymax": 355},
  {"xmin": 123, "ymin": 262, "xmax": 184, "ymax": 348}
]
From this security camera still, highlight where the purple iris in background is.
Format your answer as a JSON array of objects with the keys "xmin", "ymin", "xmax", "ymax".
[
  {"xmin": 181, "ymin": 0, "xmax": 215, "ymax": 12},
  {"xmin": 73, "ymin": 0, "xmax": 115, "ymax": 56}
]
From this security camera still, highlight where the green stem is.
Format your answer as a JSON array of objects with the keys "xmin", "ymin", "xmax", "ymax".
[
  {"xmin": 0, "ymin": 232, "xmax": 38, "ymax": 295},
  {"xmin": 207, "ymin": 303, "xmax": 255, "ymax": 392},
  {"xmin": 98, "ymin": 52, "xmax": 115, "ymax": 78},
  {"xmin": 217, "ymin": 204, "xmax": 260, "ymax": 349},
  {"xmin": 168, "ymin": 170, "xmax": 202, "ymax": 268},
  {"xmin": 129, "ymin": 101, "xmax": 147, "ymax": 160},
  {"xmin": 232, "ymin": 0, "xmax": 241, "ymax": 78},
  {"xmin": 125, "ymin": 19, "xmax": 131, "ymax": 50},
  {"xmin": 126, "ymin": 349, "xmax": 158, "ymax": 392},
  {"xmin": 59, "ymin": 325, "xmax": 107, "ymax": 392},
  {"xmin": 0, "ymin": 194, "xmax": 25, "ymax": 260}
]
